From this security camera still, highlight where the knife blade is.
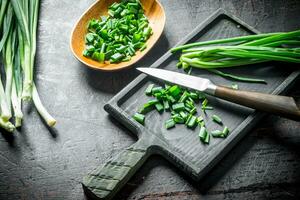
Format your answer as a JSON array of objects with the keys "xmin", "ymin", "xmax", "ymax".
[
  {"xmin": 137, "ymin": 68, "xmax": 300, "ymax": 121},
  {"xmin": 137, "ymin": 68, "xmax": 217, "ymax": 95}
]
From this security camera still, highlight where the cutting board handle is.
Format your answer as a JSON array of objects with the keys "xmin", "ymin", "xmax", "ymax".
[{"xmin": 82, "ymin": 136, "xmax": 150, "ymax": 200}]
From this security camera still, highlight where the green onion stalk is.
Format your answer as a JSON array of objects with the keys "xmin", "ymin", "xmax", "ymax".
[
  {"xmin": 32, "ymin": 83, "xmax": 56, "ymax": 127},
  {"xmin": 0, "ymin": 0, "xmax": 12, "ymax": 53},
  {"xmin": 172, "ymin": 30, "xmax": 300, "ymax": 83},
  {"xmin": 12, "ymin": 0, "xmax": 56, "ymax": 127},
  {"xmin": 0, "ymin": 0, "xmax": 56, "ymax": 131},
  {"xmin": 10, "ymin": 26, "xmax": 24, "ymax": 128},
  {"xmin": 0, "ymin": 0, "xmax": 8, "ymax": 30},
  {"xmin": 11, "ymin": 0, "xmax": 33, "ymax": 101},
  {"xmin": 4, "ymin": 25, "xmax": 16, "ymax": 117},
  {"xmin": 0, "ymin": 79, "xmax": 10, "ymax": 118},
  {"xmin": 11, "ymin": 48, "xmax": 23, "ymax": 128},
  {"xmin": 0, "ymin": 4, "xmax": 15, "ymax": 131},
  {"xmin": 31, "ymin": 0, "xmax": 56, "ymax": 127}
]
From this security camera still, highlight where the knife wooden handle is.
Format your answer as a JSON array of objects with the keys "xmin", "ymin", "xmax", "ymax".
[{"xmin": 215, "ymin": 86, "xmax": 300, "ymax": 121}]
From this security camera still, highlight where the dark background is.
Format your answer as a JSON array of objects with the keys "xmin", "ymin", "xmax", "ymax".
[{"xmin": 0, "ymin": 0, "xmax": 299, "ymax": 199}]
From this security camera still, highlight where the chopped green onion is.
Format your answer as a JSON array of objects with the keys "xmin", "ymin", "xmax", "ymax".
[
  {"xmin": 204, "ymin": 132, "xmax": 210, "ymax": 144},
  {"xmin": 167, "ymin": 95, "xmax": 176, "ymax": 103},
  {"xmin": 168, "ymin": 85, "xmax": 181, "ymax": 98},
  {"xmin": 138, "ymin": 99, "xmax": 158, "ymax": 114},
  {"xmin": 211, "ymin": 130, "xmax": 225, "ymax": 138},
  {"xmin": 189, "ymin": 107, "xmax": 197, "ymax": 115},
  {"xmin": 179, "ymin": 91, "xmax": 189, "ymax": 102},
  {"xmin": 189, "ymin": 92, "xmax": 199, "ymax": 100},
  {"xmin": 196, "ymin": 116, "xmax": 204, "ymax": 124},
  {"xmin": 134, "ymin": 83, "xmax": 231, "ymax": 145},
  {"xmin": 164, "ymin": 84, "xmax": 171, "ymax": 90},
  {"xmin": 172, "ymin": 102, "xmax": 185, "ymax": 112},
  {"xmin": 185, "ymin": 115, "xmax": 192, "ymax": 125},
  {"xmin": 140, "ymin": 43, "xmax": 147, "ymax": 51},
  {"xmin": 163, "ymin": 100, "xmax": 170, "ymax": 111},
  {"xmin": 187, "ymin": 115, "xmax": 197, "ymax": 128},
  {"xmin": 179, "ymin": 111, "xmax": 188, "ymax": 119},
  {"xmin": 155, "ymin": 103, "xmax": 164, "ymax": 113},
  {"xmin": 185, "ymin": 107, "xmax": 191, "ymax": 112},
  {"xmin": 202, "ymin": 99, "xmax": 208, "ymax": 107},
  {"xmin": 212, "ymin": 114, "xmax": 223, "ymax": 125},
  {"xmin": 84, "ymin": 0, "xmax": 152, "ymax": 63},
  {"xmin": 133, "ymin": 113, "xmax": 145, "ymax": 125},
  {"xmin": 202, "ymin": 106, "xmax": 213, "ymax": 111},
  {"xmin": 165, "ymin": 119, "xmax": 175, "ymax": 129},
  {"xmin": 222, "ymin": 126, "xmax": 230, "ymax": 136},
  {"xmin": 151, "ymin": 86, "xmax": 163, "ymax": 94},
  {"xmin": 172, "ymin": 114, "xmax": 185, "ymax": 124},
  {"xmin": 199, "ymin": 126, "xmax": 207, "ymax": 141},
  {"xmin": 110, "ymin": 52, "xmax": 124, "ymax": 63},
  {"xmin": 145, "ymin": 84, "xmax": 154, "ymax": 95}
]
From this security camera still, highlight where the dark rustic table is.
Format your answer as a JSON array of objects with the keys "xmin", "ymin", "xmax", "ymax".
[{"xmin": 1, "ymin": 0, "xmax": 300, "ymax": 199}]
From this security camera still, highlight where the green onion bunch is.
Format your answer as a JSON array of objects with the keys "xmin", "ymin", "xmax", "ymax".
[
  {"xmin": 83, "ymin": 0, "xmax": 152, "ymax": 63},
  {"xmin": 0, "ymin": 0, "xmax": 56, "ymax": 132},
  {"xmin": 133, "ymin": 84, "xmax": 230, "ymax": 144},
  {"xmin": 172, "ymin": 30, "xmax": 300, "ymax": 83}
]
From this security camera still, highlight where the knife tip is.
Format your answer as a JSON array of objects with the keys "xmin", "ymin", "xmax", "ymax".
[{"xmin": 137, "ymin": 67, "xmax": 147, "ymax": 73}]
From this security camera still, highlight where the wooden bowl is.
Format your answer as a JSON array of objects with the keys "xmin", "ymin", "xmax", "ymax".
[{"xmin": 70, "ymin": 0, "xmax": 166, "ymax": 71}]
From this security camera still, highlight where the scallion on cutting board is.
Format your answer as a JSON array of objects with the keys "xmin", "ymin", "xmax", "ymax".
[
  {"xmin": 133, "ymin": 83, "xmax": 230, "ymax": 145},
  {"xmin": 172, "ymin": 29, "xmax": 300, "ymax": 83}
]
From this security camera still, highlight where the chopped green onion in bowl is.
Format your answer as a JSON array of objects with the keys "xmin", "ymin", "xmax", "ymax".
[{"xmin": 83, "ymin": 0, "xmax": 153, "ymax": 64}]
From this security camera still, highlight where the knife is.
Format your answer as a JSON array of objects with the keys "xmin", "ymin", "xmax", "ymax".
[{"xmin": 137, "ymin": 68, "xmax": 300, "ymax": 121}]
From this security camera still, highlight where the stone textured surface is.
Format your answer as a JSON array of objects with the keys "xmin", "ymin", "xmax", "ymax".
[{"xmin": 0, "ymin": 0, "xmax": 299, "ymax": 199}]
